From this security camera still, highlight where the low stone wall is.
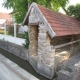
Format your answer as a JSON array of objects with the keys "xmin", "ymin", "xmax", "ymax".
[
  {"xmin": 73, "ymin": 62, "xmax": 80, "ymax": 80},
  {"xmin": 0, "ymin": 40, "xmax": 28, "ymax": 60},
  {"xmin": 57, "ymin": 61, "xmax": 80, "ymax": 80},
  {"xmin": 57, "ymin": 70, "xmax": 72, "ymax": 80}
]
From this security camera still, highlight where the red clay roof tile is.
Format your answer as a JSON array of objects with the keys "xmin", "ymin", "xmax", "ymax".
[
  {"xmin": 37, "ymin": 4, "xmax": 80, "ymax": 36},
  {"xmin": 0, "ymin": 12, "xmax": 11, "ymax": 26}
]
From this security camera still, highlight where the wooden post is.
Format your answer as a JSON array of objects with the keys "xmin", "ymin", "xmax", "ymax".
[
  {"xmin": 14, "ymin": 23, "xmax": 16, "ymax": 37},
  {"xmin": 4, "ymin": 22, "xmax": 6, "ymax": 35},
  {"xmin": 77, "ymin": 35, "xmax": 80, "ymax": 45},
  {"xmin": 71, "ymin": 35, "xmax": 74, "ymax": 51}
]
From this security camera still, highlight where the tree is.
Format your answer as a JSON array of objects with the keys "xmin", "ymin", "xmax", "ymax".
[
  {"xmin": 50, "ymin": 0, "xmax": 69, "ymax": 14},
  {"xmin": 67, "ymin": 4, "xmax": 80, "ymax": 20},
  {"xmin": 3, "ymin": 0, "xmax": 28, "ymax": 23},
  {"xmin": 2, "ymin": 0, "xmax": 69, "ymax": 23}
]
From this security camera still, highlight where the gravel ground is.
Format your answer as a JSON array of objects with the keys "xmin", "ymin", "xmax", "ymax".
[{"xmin": 59, "ymin": 51, "xmax": 80, "ymax": 72}]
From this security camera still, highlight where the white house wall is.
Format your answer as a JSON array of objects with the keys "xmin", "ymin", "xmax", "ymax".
[{"xmin": 18, "ymin": 25, "xmax": 28, "ymax": 34}]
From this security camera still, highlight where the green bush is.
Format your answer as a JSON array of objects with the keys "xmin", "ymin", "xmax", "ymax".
[{"xmin": 23, "ymin": 32, "xmax": 29, "ymax": 49}]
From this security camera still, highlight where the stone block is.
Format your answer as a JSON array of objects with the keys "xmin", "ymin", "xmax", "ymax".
[
  {"xmin": 43, "ymin": 57, "xmax": 55, "ymax": 66},
  {"xmin": 0, "ymin": 40, "xmax": 28, "ymax": 60},
  {"xmin": 46, "ymin": 45, "xmax": 53, "ymax": 52},
  {"xmin": 37, "ymin": 62, "xmax": 55, "ymax": 79},
  {"xmin": 73, "ymin": 61, "xmax": 80, "ymax": 80},
  {"xmin": 57, "ymin": 70, "xmax": 72, "ymax": 80},
  {"xmin": 39, "ymin": 33, "xmax": 46, "ymax": 40},
  {"xmin": 51, "ymin": 49, "xmax": 55, "ymax": 53}
]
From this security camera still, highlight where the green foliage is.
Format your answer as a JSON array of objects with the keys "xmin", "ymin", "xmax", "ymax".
[
  {"xmin": 50, "ymin": 0, "xmax": 69, "ymax": 11},
  {"xmin": 67, "ymin": 4, "xmax": 80, "ymax": 20},
  {"xmin": 23, "ymin": 32, "xmax": 29, "ymax": 49},
  {"xmin": 2, "ymin": 0, "xmax": 68, "ymax": 23},
  {"xmin": 2, "ymin": 0, "xmax": 28, "ymax": 23}
]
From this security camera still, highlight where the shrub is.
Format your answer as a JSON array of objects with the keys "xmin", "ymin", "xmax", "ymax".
[{"xmin": 23, "ymin": 32, "xmax": 29, "ymax": 49}]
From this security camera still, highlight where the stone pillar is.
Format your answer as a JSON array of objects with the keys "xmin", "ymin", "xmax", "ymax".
[
  {"xmin": 4, "ymin": 23, "xmax": 6, "ymax": 35},
  {"xmin": 37, "ymin": 24, "xmax": 55, "ymax": 79},
  {"xmin": 73, "ymin": 62, "xmax": 80, "ymax": 80},
  {"xmin": 38, "ymin": 24, "xmax": 55, "ymax": 65},
  {"xmin": 14, "ymin": 23, "xmax": 16, "ymax": 37}
]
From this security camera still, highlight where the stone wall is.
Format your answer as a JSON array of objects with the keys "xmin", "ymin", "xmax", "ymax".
[
  {"xmin": 37, "ymin": 24, "xmax": 55, "ymax": 79},
  {"xmin": 57, "ymin": 61, "xmax": 80, "ymax": 80},
  {"xmin": 0, "ymin": 40, "xmax": 28, "ymax": 60},
  {"xmin": 73, "ymin": 62, "xmax": 80, "ymax": 80},
  {"xmin": 57, "ymin": 70, "xmax": 72, "ymax": 80},
  {"xmin": 29, "ymin": 25, "xmax": 38, "ymax": 56}
]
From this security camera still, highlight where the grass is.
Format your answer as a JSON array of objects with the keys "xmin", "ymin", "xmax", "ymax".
[
  {"xmin": 0, "ymin": 29, "xmax": 4, "ymax": 34},
  {"xmin": 0, "ymin": 29, "xmax": 8, "ymax": 35},
  {"xmin": 16, "ymin": 33, "xmax": 25, "ymax": 39}
]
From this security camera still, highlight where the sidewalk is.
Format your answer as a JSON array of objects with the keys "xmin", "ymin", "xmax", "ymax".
[
  {"xmin": 0, "ymin": 54, "xmax": 39, "ymax": 80},
  {"xmin": 0, "ymin": 61, "xmax": 23, "ymax": 80}
]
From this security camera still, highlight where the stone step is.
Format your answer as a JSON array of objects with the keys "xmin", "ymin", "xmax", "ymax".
[{"xmin": 0, "ymin": 54, "xmax": 39, "ymax": 80}]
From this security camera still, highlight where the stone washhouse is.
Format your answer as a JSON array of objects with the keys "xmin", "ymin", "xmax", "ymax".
[{"xmin": 22, "ymin": 2, "xmax": 80, "ymax": 79}]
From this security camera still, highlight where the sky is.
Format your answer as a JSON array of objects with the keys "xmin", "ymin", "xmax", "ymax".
[
  {"xmin": 0, "ymin": 0, "xmax": 80, "ymax": 13},
  {"xmin": 0, "ymin": 0, "xmax": 13, "ymax": 13}
]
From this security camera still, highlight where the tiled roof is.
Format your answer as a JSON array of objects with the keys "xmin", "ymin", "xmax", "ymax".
[
  {"xmin": 0, "ymin": 12, "xmax": 11, "ymax": 25},
  {"xmin": 37, "ymin": 4, "xmax": 80, "ymax": 36}
]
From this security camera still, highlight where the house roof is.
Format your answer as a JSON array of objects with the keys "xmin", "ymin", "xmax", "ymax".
[
  {"xmin": 23, "ymin": 2, "xmax": 80, "ymax": 38},
  {"xmin": 0, "ymin": 12, "xmax": 11, "ymax": 25},
  {"xmin": 0, "ymin": 19, "xmax": 6, "ymax": 24}
]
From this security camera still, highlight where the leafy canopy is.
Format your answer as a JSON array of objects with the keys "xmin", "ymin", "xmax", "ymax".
[
  {"xmin": 67, "ymin": 4, "xmax": 80, "ymax": 20},
  {"xmin": 2, "ymin": 0, "xmax": 68, "ymax": 23}
]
